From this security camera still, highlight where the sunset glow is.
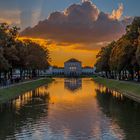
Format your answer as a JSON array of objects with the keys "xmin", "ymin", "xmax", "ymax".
[
  {"xmin": 0, "ymin": 0, "xmax": 138, "ymax": 66},
  {"xmin": 19, "ymin": 37, "xmax": 98, "ymax": 66},
  {"xmin": 1, "ymin": 0, "xmax": 135, "ymax": 66}
]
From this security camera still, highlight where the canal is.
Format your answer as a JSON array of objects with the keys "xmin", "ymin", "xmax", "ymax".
[{"xmin": 0, "ymin": 78, "xmax": 140, "ymax": 140}]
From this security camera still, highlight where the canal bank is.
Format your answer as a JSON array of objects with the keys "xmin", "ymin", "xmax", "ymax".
[
  {"xmin": 93, "ymin": 76, "xmax": 140, "ymax": 103},
  {"xmin": 0, "ymin": 78, "xmax": 53, "ymax": 104}
]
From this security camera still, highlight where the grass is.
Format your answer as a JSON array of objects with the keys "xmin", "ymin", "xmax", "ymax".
[
  {"xmin": 0, "ymin": 78, "xmax": 53, "ymax": 103},
  {"xmin": 93, "ymin": 76, "xmax": 140, "ymax": 102}
]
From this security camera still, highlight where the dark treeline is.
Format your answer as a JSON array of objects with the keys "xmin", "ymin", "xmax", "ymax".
[
  {"xmin": 0, "ymin": 23, "xmax": 50, "ymax": 86},
  {"xmin": 95, "ymin": 17, "xmax": 140, "ymax": 81}
]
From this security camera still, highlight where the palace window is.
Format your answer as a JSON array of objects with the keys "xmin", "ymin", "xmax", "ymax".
[{"xmin": 69, "ymin": 66, "xmax": 77, "ymax": 71}]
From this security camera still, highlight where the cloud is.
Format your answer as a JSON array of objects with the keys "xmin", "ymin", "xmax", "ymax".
[
  {"xmin": 21, "ymin": 0, "xmax": 133, "ymax": 49},
  {"xmin": 0, "ymin": 9, "xmax": 21, "ymax": 26},
  {"xmin": 110, "ymin": 3, "xmax": 124, "ymax": 20},
  {"xmin": 18, "ymin": 0, "xmax": 44, "ymax": 29},
  {"xmin": 0, "ymin": 0, "xmax": 44, "ymax": 29}
]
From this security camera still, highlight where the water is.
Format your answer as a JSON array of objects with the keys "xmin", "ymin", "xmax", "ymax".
[{"xmin": 0, "ymin": 78, "xmax": 140, "ymax": 140}]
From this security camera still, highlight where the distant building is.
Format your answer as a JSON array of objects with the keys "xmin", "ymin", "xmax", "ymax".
[
  {"xmin": 39, "ymin": 67, "xmax": 53, "ymax": 76},
  {"xmin": 64, "ymin": 58, "xmax": 82, "ymax": 77},
  {"xmin": 39, "ymin": 66, "xmax": 64, "ymax": 76},
  {"xmin": 82, "ymin": 66, "xmax": 96, "ymax": 75},
  {"xmin": 52, "ymin": 67, "xmax": 64, "ymax": 75},
  {"xmin": 30, "ymin": 58, "xmax": 96, "ymax": 77}
]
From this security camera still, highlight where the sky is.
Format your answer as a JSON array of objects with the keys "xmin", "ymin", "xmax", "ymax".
[{"xmin": 0, "ymin": 0, "xmax": 139, "ymax": 66}]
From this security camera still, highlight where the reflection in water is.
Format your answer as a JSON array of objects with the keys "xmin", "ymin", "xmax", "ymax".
[
  {"xmin": 64, "ymin": 78, "xmax": 82, "ymax": 92},
  {"xmin": 0, "ymin": 78, "xmax": 140, "ymax": 140},
  {"xmin": 0, "ymin": 86, "xmax": 50, "ymax": 140},
  {"xmin": 96, "ymin": 85, "xmax": 140, "ymax": 140}
]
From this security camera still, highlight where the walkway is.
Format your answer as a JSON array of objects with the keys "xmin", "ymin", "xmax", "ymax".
[{"xmin": 0, "ymin": 78, "xmax": 45, "ymax": 90}]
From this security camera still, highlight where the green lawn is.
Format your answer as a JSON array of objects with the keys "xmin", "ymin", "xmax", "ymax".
[
  {"xmin": 0, "ymin": 78, "xmax": 53, "ymax": 103},
  {"xmin": 93, "ymin": 76, "xmax": 140, "ymax": 101}
]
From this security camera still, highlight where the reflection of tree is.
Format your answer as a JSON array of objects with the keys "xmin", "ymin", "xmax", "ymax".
[
  {"xmin": 96, "ymin": 87, "xmax": 140, "ymax": 140},
  {"xmin": 64, "ymin": 78, "xmax": 82, "ymax": 92},
  {"xmin": 0, "ymin": 87, "xmax": 50, "ymax": 140}
]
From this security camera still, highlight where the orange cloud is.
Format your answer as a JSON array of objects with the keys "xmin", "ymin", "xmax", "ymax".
[
  {"xmin": 19, "ymin": 1, "xmax": 133, "ymax": 66},
  {"xmin": 110, "ymin": 3, "xmax": 124, "ymax": 20}
]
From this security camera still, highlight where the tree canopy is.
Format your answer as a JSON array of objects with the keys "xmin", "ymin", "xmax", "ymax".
[
  {"xmin": 0, "ymin": 23, "xmax": 50, "ymax": 80},
  {"xmin": 95, "ymin": 17, "xmax": 140, "ymax": 80}
]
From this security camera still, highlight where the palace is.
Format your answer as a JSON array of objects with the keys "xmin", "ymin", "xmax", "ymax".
[
  {"xmin": 12, "ymin": 58, "xmax": 96, "ymax": 77},
  {"xmin": 64, "ymin": 58, "xmax": 82, "ymax": 76},
  {"xmin": 40, "ymin": 58, "xmax": 96, "ymax": 76}
]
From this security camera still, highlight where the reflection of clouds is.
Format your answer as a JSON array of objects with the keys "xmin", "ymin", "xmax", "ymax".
[
  {"xmin": 45, "ymin": 78, "xmax": 125, "ymax": 139},
  {"xmin": 47, "ymin": 92, "xmax": 124, "ymax": 139},
  {"xmin": 64, "ymin": 78, "xmax": 82, "ymax": 92},
  {"xmin": 0, "ymin": 78, "xmax": 128, "ymax": 140},
  {"xmin": 47, "ymin": 95, "xmax": 99, "ymax": 139}
]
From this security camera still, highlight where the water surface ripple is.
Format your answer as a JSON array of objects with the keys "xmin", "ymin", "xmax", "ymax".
[{"xmin": 0, "ymin": 78, "xmax": 140, "ymax": 140}]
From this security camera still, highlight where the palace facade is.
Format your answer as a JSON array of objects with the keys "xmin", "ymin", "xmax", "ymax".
[
  {"xmin": 39, "ymin": 58, "xmax": 95, "ymax": 77},
  {"xmin": 64, "ymin": 58, "xmax": 82, "ymax": 77}
]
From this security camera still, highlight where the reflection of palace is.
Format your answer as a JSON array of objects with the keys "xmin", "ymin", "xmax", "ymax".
[{"xmin": 64, "ymin": 78, "xmax": 82, "ymax": 92}]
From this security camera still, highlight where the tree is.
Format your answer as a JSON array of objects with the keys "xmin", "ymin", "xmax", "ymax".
[
  {"xmin": 109, "ymin": 36, "xmax": 137, "ymax": 80},
  {"xmin": 0, "ymin": 23, "xmax": 50, "ymax": 84},
  {"xmin": 22, "ymin": 40, "xmax": 50, "ymax": 78},
  {"xmin": 0, "ymin": 48, "xmax": 10, "ymax": 82},
  {"xmin": 95, "ymin": 41, "xmax": 115, "ymax": 77},
  {"xmin": 126, "ymin": 17, "xmax": 140, "ymax": 41},
  {"xmin": 136, "ymin": 35, "xmax": 140, "ymax": 81},
  {"xmin": 0, "ymin": 23, "xmax": 20, "ymax": 79},
  {"xmin": 95, "ymin": 17, "xmax": 140, "ymax": 81}
]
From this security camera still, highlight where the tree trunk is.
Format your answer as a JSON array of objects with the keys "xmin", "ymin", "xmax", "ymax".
[
  {"xmin": 0, "ymin": 71, "xmax": 1, "ymax": 84},
  {"xmin": 114, "ymin": 71, "xmax": 117, "ymax": 79},
  {"xmin": 32, "ymin": 69, "xmax": 36, "ymax": 78},
  {"xmin": 137, "ymin": 70, "xmax": 140, "ymax": 82},
  {"xmin": 122, "ymin": 70, "xmax": 125, "ymax": 80},
  {"xmin": 118, "ymin": 72, "xmax": 121, "ymax": 80},
  {"xmin": 20, "ymin": 68, "xmax": 23, "ymax": 80},
  {"xmin": 10, "ymin": 68, "xmax": 13, "ymax": 80},
  {"xmin": 105, "ymin": 71, "xmax": 108, "ymax": 78},
  {"xmin": 23, "ymin": 69, "xmax": 26, "ymax": 79},
  {"xmin": 124, "ymin": 70, "xmax": 127, "ymax": 80},
  {"xmin": 131, "ymin": 70, "xmax": 134, "ymax": 81}
]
